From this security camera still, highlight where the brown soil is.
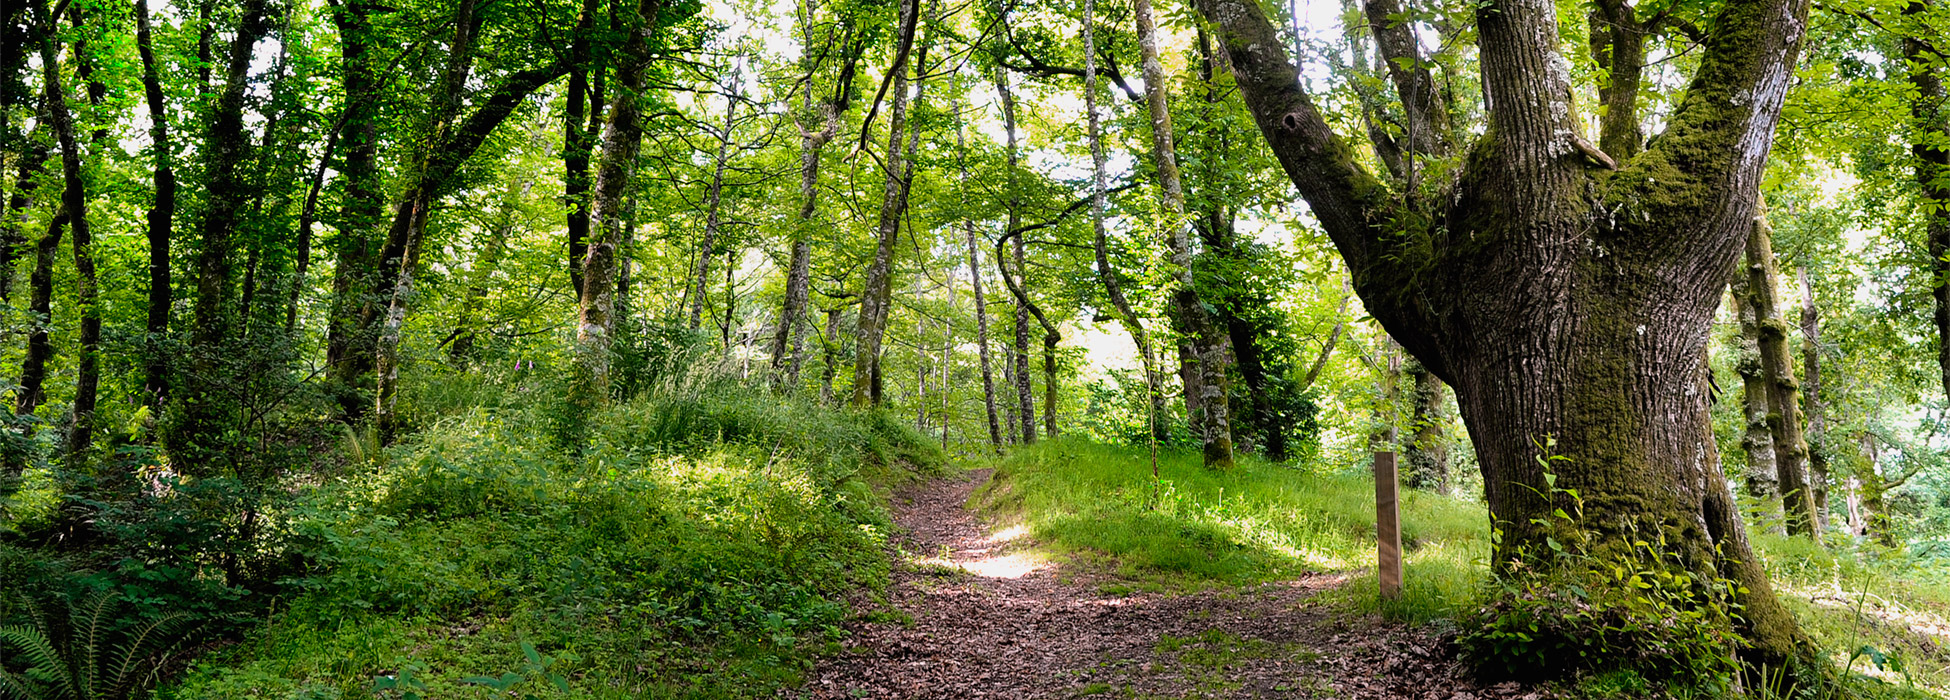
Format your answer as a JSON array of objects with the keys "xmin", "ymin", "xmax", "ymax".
[{"xmin": 790, "ymin": 469, "xmax": 1547, "ymax": 699}]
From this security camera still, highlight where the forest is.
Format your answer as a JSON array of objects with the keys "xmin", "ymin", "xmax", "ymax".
[{"xmin": 0, "ymin": 0, "xmax": 1948, "ymax": 693}]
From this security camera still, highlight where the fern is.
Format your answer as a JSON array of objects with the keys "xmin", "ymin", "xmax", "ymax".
[{"xmin": 0, "ymin": 593, "xmax": 192, "ymax": 700}]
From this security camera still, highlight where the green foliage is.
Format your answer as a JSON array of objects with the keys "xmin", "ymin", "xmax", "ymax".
[
  {"xmin": 0, "ymin": 591, "xmax": 192, "ymax": 700},
  {"xmin": 1457, "ymin": 458, "xmax": 1743, "ymax": 691},
  {"xmin": 167, "ymin": 385, "xmax": 942, "ymax": 698}
]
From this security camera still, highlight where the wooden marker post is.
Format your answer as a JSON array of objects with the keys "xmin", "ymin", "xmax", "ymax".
[{"xmin": 1375, "ymin": 451, "xmax": 1403, "ymax": 600}]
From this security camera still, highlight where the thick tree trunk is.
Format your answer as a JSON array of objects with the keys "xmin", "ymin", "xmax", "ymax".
[
  {"xmin": 1797, "ymin": 266, "xmax": 1830, "ymax": 531},
  {"xmin": 1740, "ymin": 218, "xmax": 1816, "ymax": 535},
  {"xmin": 1911, "ymin": 0, "xmax": 1950, "ymax": 410},
  {"xmin": 1134, "ymin": 0, "xmax": 1233, "ymax": 467},
  {"xmin": 689, "ymin": 69, "xmax": 740, "ymax": 330},
  {"xmin": 1200, "ymin": 0, "xmax": 1818, "ymax": 673},
  {"xmin": 572, "ymin": 0, "xmax": 662, "ymax": 411},
  {"xmin": 852, "ymin": 6, "xmax": 923, "ymax": 409}
]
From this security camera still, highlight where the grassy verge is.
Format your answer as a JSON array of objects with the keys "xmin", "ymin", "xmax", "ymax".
[
  {"xmin": 164, "ymin": 387, "xmax": 944, "ymax": 699},
  {"xmin": 974, "ymin": 438, "xmax": 1488, "ymax": 598},
  {"xmin": 980, "ymin": 438, "xmax": 1950, "ymax": 699}
]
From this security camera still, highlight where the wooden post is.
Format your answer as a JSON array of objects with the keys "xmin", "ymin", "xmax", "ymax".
[{"xmin": 1375, "ymin": 450, "xmax": 1403, "ymax": 600}]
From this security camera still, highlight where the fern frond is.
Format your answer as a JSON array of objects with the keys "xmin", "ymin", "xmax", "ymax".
[
  {"xmin": 78, "ymin": 591, "xmax": 116, "ymax": 699},
  {"xmin": 0, "ymin": 667, "xmax": 43, "ymax": 700},
  {"xmin": 102, "ymin": 613, "xmax": 188, "ymax": 700}
]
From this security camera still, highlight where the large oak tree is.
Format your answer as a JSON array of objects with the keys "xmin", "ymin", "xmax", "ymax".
[{"xmin": 1198, "ymin": 0, "xmax": 1818, "ymax": 672}]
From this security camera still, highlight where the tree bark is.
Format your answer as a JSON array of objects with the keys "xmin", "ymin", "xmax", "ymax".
[
  {"xmin": 1743, "ymin": 217, "xmax": 1817, "ymax": 535},
  {"xmin": 771, "ymin": 16, "xmax": 864, "ymax": 388},
  {"xmin": 1730, "ymin": 271, "xmax": 1782, "ymax": 524},
  {"xmin": 1796, "ymin": 266, "xmax": 1829, "ymax": 532},
  {"xmin": 324, "ymin": 0, "xmax": 387, "ymax": 409},
  {"xmin": 564, "ymin": 0, "xmax": 602, "ymax": 296},
  {"xmin": 1404, "ymin": 357, "xmax": 1450, "ymax": 493},
  {"xmin": 1589, "ymin": 0, "xmax": 1646, "ymax": 160},
  {"xmin": 688, "ymin": 65, "xmax": 741, "ymax": 330},
  {"xmin": 24, "ymin": 1, "xmax": 94, "ymax": 457},
  {"xmin": 1198, "ymin": 0, "xmax": 1819, "ymax": 672},
  {"xmin": 1084, "ymin": 0, "xmax": 1166, "ymax": 442},
  {"xmin": 375, "ymin": 0, "xmax": 483, "ymax": 439},
  {"xmin": 996, "ymin": 68, "xmax": 1038, "ymax": 443},
  {"xmin": 852, "ymin": 0, "xmax": 923, "ymax": 409},
  {"xmin": 1911, "ymin": 0, "xmax": 1950, "ymax": 411},
  {"xmin": 135, "ymin": 0, "xmax": 176, "ymax": 402},
  {"xmin": 571, "ymin": 0, "xmax": 663, "ymax": 412},
  {"xmin": 957, "ymin": 112, "xmax": 1004, "ymax": 450},
  {"xmin": 191, "ymin": 0, "xmax": 274, "ymax": 351},
  {"xmin": 1134, "ymin": 0, "xmax": 1233, "ymax": 468}
]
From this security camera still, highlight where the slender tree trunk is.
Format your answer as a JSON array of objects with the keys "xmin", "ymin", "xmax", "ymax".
[
  {"xmin": 1403, "ymin": 357, "xmax": 1450, "ymax": 493},
  {"xmin": 1797, "ymin": 266, "xmax": 1829, "ymax": 531},
  {"xmin": 1199, "ymin": 0, "xmax": 1819, "ymax": 671},
  {"xmin": 25, "ymin": 2, "xmax": 92, "ymax": 455},
  {"xmin": 959, "ymin": 121, "xmax": 1003, "ymax": 450},
  {"xmin": 1135, "ymin": 0, "xmax": 1233, "ymax": 467},
  {"xmin": 564, "ymin": 0, "xmax": 602, "ymax": 295},
  {"xmin": 821, "ymin": 307, "xmax": 842, "ymax": 404},
  {"xmin": 1083, "ymin": 0, "xmax": 1166, "ymax": 442},
  {"xmin": 771, "ymin": 19, "xmax": 863, "ymax": 388},
  {"xmin": 1742, "ymin": 218, "xmax": 1817, "ymax": 535},
  {"xmin": 450, "ymin": 181, "xmax": 530, "ymax": 360},
  {"xmin": 572, "ymin": 0, "xmax": 662, "ymax": 412},
  {"xmin": 134, "ymin": 0, "xmax": 177, "ymax": 402},
  {"xmin": 191, "ymin": 0, "xmax": 273, "ymax": 352},
  {"xmin": 1731, "ymin": 277, "xmax": 1783, "ymax": 525},
  {"xmin": 325, "ymin": 0, "xmax": 386, "ymax": 409},
  {"xmin": 16, "ymin": 209, "xmax": 63, "ymax": 417},
  {"xmin": 689, "ymin": 66, "xmax": 741, "ymax": 329},
  {"xmin": 996, "ymin": 69, "xmax": 1038, "ymax": 442},
  {"xmin": 852, "ymin": 2, "xmax": 923, "ymax": 409},
  {"xmin": 374, "ymin": 0, "xmax": 481, "ymax": 439}
]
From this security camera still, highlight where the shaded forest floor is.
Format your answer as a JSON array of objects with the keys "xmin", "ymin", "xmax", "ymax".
[{"xmin": 792, "ymin": 469, "xmax": 1543, "ymax": 700}]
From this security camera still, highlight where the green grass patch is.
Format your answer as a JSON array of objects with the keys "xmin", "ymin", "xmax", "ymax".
[
  {"xmin": 163, "ymin": 387, "xmax": 944, "ymax": 699},
  {"xmin": 975, "ymin": 438, "xmax": 1489, "ymax": 594}
]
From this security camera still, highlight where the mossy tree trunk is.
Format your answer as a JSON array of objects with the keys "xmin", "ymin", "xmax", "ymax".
[
  {"xmin": 572, "ymin": 0, "xmax": 663, "ymax": 414},
  {"xmin": 1199, "ymin": 0, "xmax": 1818, "ymax": 674},
  {"xmin": 1741, "ymin": 218, "xmax": 1817, "ymax": 535},
  {"xmin": 1797, "ymin": 267, "xmax": 1830, "ymax": 531},
  {"xmin": 1730, "ymin": 261, "xmax": 1782, "ymax": 525},
  {"xmin": 1910, "ymin": 0, "xmax": 1950, "ymax": 408},
  {"xmin": 852, "ymin": 10, "xmax": 924, "ymax": 409},
  {"xmin": 1134, "ymin": 0, "xmax": 1233, "ymax": 468},
  {"xmin": 1404, "ymin": 357, "xmax": 1451, "ymax": 494}
]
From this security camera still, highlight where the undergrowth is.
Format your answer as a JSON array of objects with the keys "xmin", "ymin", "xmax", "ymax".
[{"xmin": 158, "ymin": 384, "xmax": 943, "ymax": 699}]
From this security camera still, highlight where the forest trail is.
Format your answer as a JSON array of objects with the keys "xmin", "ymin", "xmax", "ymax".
[{"xmin": 793, "ymin": 469, "xmax": 1542, "ymax": 699}]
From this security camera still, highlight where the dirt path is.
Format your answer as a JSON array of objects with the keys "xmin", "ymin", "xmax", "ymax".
[{"xmin": 792, "ymin": 470, "xmax": 1542, "ymax": 699}]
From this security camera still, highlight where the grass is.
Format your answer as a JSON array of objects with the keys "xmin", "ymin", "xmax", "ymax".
[
  {"xmin": 974, "ymin": 438, "xmax": 1490, "ymax": 599},
  {"xmin": 979, "ymin": 438, "xmax": 1950, "ymax": 699},
  {"xmin": 161, "ymin": 385, "xmax": 945, "ymax": 699}
]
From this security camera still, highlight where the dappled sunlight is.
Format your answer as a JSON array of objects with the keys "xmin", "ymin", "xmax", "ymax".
[{"xmin": 910, "ymin": 548, "xmax": 1052, "ymax": 579}]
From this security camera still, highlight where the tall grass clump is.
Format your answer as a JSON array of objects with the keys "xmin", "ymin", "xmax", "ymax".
[
  {"xmin": 165, "ymin": 384, "xmax": 942, "ymax": 699},
  {"xmin": 978, "ymin": 438, "xmax": 1486, "ymax": 591}
]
